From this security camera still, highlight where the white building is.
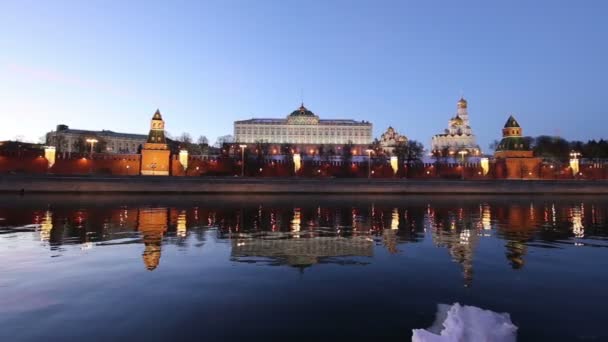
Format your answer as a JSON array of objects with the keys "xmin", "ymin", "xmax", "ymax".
[
  {"xmin": 46, "ymin": 124, "xmax": 147, "ymax": 154},
  {"xmin": 431, "ymin": 98, "xmax": 481, "ymax": 156},
  {"xmin": 379, "ymin": 126, "xmax": 408, "ymax": 154},
  {"xmin": 234, "ymin": 104, "xmax": 373, "ymax": 145}
]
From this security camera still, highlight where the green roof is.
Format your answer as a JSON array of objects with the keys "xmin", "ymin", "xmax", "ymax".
[
  {"xmin": 289, "ymin": 104, "xmax": 316, "ymax": 117},
  {"xmin": 504, "ymin": 115, "xmax": 520, "ymax": 128},
  {"xmin": 496, "ymin": 136, "xmax": 529, "ymax": 151}
]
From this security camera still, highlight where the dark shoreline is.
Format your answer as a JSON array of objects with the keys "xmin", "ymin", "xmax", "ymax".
[{"xmin": 1, "ymin": 175, "xmax": 608, "ymax": 194}]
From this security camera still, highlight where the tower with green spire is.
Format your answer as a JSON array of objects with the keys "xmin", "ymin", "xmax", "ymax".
[{"xmin": 494, "ymin": 115, "xmax": 540, "ymax": 178}]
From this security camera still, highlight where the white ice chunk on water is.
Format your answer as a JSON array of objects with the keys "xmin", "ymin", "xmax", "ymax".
[{"xmin": 412, "ymin": 303, "xmax": 518, "ymax": 342}]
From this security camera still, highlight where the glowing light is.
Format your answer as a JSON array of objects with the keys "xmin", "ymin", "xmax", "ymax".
[
  {"xmin": 177, "ymin": 210, "xmax": 187, "ymax": 237},
  {"xmin": 293, "ymin": 153, "xmax": 301, "ymax": 173},
  {"xmin": 391, "ymin": 208, "xmax": 399, "ymax": 230},
  {"xmin": 44, "ymin": 146, "xmax": 56, "ymax": 168},
  {"xmin": 480, "ymin": 157, "xmax": 489, "ymax": 176},
  {"xmin": 390, "ymin": 156, "xmax": 398, "ymax": 175},
  {"xmin": 569, "ymin": 151, "xmax": 581, "ymax": 176},
  {"xmin": 39, "ymin": 210, "xmax": 53, "ymax": 242},
  {"xmin": 179, "ymin": 150, "xmax": 188, "ymax": 171},
  {"xmin": 291, "ymin": 208, "xmax": 301, "ymax": 236},
  {"xmin": 482, "ymin": 205, "xmax": 491, "ymax": 230}
]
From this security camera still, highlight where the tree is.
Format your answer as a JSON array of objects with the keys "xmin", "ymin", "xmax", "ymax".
[
  {"xmin": 215, "ymin": 135, "xmax": 234, "ymax": 148},
  {"xmin": 532, "ymin": 136, "xmax": 570, "ymax": 160},
  {"xmin": 405, "ymin": 140, "xmax": 425, "ymax": 162},
  {"xmin": 177, "ymin": 132, "xmax": 193, "ymax": 144},
  {"xmin": 196, "ymin": 136, "xmax": 209, "ymax": 155}
]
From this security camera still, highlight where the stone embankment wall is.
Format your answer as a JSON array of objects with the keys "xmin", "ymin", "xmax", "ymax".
[{"xmin": 1, "ymin": 176, "xmax": 608, "ymax": 194}]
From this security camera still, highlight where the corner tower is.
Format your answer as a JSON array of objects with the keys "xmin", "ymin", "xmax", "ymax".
[{"xmin": 140, "ymin": 109, "xmax": 171, "ymax": 176}]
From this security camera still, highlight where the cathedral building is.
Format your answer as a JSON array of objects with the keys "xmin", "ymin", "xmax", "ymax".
[
  {"xmin": 431, "ymin": 97, "xmax": 481, "ymax": 156},
  {"xmin": 378, "ymin": 126, "xmax": 408, "ymax": 155},
  {"xmin": 234, "ymin": 103, "xmax": 373, "ymax": 148}
]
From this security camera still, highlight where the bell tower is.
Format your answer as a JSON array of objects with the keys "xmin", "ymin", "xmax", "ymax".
[{"xmin": 140, "ymin": 109, "xmax": 171, "ymax": 176}]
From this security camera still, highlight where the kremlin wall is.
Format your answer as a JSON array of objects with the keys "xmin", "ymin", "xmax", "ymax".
[{"xmin": 1, "ymin": 99, "xmax": 608, "ymax": 181}]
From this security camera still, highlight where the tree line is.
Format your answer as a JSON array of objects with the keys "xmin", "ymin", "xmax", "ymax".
[{"xmin": 490, "ymin": 136, "xmax": 608, "ymax": 160}]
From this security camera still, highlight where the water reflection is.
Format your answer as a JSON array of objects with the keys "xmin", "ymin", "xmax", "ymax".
[{"xmin": 1, "ymin": 196, "xmax": 608, "ymax": 284}]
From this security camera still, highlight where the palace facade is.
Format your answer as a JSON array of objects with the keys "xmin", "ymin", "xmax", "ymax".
[
  {"xmin": 234, "ymin": 104, "xmax": 373, "ymax": 146},
  {"xmin": 46, "ymin": 124, "xmax": 147, "ymax": 154},
  {"xmin": 431, "ymin": 97, "xmax": 481, "ymax": 156}
]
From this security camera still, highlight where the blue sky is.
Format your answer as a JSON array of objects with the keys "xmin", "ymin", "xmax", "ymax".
[{"xmin": 2, "ymin": 0, "xmax": 607, "ymax": 151}]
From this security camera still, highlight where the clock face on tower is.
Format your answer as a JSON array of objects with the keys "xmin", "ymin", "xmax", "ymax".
[{"xmin": 152, "ymin": 121, "xmax": 164, "ymax": 129}]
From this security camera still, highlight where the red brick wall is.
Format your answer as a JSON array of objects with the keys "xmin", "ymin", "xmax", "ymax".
[{"xmin": 2, "ymin": 152, "xmax": 608, "ymax": 180}]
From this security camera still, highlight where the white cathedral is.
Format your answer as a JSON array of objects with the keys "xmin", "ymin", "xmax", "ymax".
[{"xmin": 431, "ymin": 97, "xmax": 481, "ymax": 157}]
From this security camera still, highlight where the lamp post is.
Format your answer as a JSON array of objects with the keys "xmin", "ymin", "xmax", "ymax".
[
  {"xmin": 458, "ymin": 150, "xmax": 469, "ymax": 180},
  {"xmin": 151, "ymin": 162, "xmax": 157, "ymax": 176},
  {"xmin": 86, "ymin": 138, "xmax": 98, "ymax": 158},
  {"xmin": 570, "ymin": 151, "xmax": 581, "ymax": 179},
  {"xmin": 239, "ymin": 144, "xmax": 247, "ymax": 177},
  {"xmin": 366, "ymin": 149, "xmax": 374, "ymax": 179}
]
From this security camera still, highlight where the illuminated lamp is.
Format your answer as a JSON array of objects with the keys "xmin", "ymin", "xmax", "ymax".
[
  {"xmin": 480, "ymin": 157, "xmax": 489, "ymax": 176},
  {"xmin": 390, "ymin": 156, "xmax": 398, "ymax": 175},
  {"xmin": 293, "ymin": 153, "xmax": 301, "ymax": 174},
  {"xmin": 44, "ymin": 146, "xmax": 56, "ymax": 168},
  {"xmin": 179, "ymin": 149, "xmax": 188, "ymax": 171}
]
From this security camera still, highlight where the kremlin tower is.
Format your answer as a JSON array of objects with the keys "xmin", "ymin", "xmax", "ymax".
[{"xmin": 140, "ymin": 109, "xmax": 171, "ymax": 176}]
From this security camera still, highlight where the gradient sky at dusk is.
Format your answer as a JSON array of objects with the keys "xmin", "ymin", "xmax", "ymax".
[{"xmin": 2, "ymin": 0, "xmax": 607, "ymax": 150}]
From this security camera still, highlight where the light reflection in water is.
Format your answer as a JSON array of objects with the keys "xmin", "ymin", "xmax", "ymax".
[{"xmin": 1, "ymin": 198, "xmax": 607, "ymax": 285}]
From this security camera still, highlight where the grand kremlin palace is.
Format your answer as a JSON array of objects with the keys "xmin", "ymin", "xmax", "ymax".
[{"xmin": 234, "ymin": 104, "xmax": 373, "ymax": 153}]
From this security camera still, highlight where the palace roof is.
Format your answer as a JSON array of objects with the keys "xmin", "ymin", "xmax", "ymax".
[{"xmin": 53, "ymin": 127, "xmax": 147, "ymax": 140}]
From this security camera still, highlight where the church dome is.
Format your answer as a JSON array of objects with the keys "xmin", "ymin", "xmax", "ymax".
[
  {"xmin": 457, "ymin": 97, "xmax": 468, "ymax": 109},
  {"xmin": 451, "ymin": 115, "xmax": 464, "ymax": 126}
]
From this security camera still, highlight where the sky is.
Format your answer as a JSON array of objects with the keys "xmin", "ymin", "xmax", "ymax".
[{"xmin": 2, "ymin": 0, "xmax": 607, "ymax": 151}]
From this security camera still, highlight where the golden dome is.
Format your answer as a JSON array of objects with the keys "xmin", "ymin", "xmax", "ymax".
[
  {"xmin": 457, "ymin": 97, "xmax": 467, "ymax": 108},
  {"xmin": 451, "ymin": 115, "xmax": 464, "ymax": 126}
]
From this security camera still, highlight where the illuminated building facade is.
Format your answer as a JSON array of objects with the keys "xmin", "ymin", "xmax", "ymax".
[
  {"xmin": 431, "ymin": 97, "xmax": 481, "ymax": 156},
  {"xmin": 234, "ymin": 103, "xmax": 373, "ymax": 146},
  {"xmin": 140, "ymin": 110, "xmax": 171, "ymax": 176},
  {"xmin": 46, "ymin": 125, "xmax": 147, "ymax": 154}
]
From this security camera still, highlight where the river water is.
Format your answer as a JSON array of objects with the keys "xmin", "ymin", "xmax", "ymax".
[{"xmin": 0, "ymin": 194, "xmax": 607, "ymax": 341}]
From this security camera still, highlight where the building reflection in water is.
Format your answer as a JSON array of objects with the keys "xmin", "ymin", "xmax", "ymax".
[
  {"xmin": 137, "ymin": 208, "xmax": 168, "ymax": 271},
  {"xmin": 427, "ymin": 206, "xmax": 479, "ymax": 287},
  {"xmin": 231, "ymin": 235, "xmax": 374, "ymax": 268},
  {"xmin": 4, "ymin": 197, "xmax": 606, "ymax": 283}
]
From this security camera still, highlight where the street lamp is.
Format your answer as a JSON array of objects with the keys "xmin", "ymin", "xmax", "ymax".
[
  {"xmin": 570, "ymin": 151, "xmax": 581, "ymax": 177},
  {"xmin": 86, "ymin": 138, "xmax": 98, "ymax": 158},
  {"xmin": 458, "ymin": 150, "xmax": 469, "ymax": 180},
  {"xmin": 366, "ymin": 149, "xmax": 374, "ymax": 179},
  {"xmin": 239, "ymin": 144, "xmax": 247, "ymax": 177}
]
